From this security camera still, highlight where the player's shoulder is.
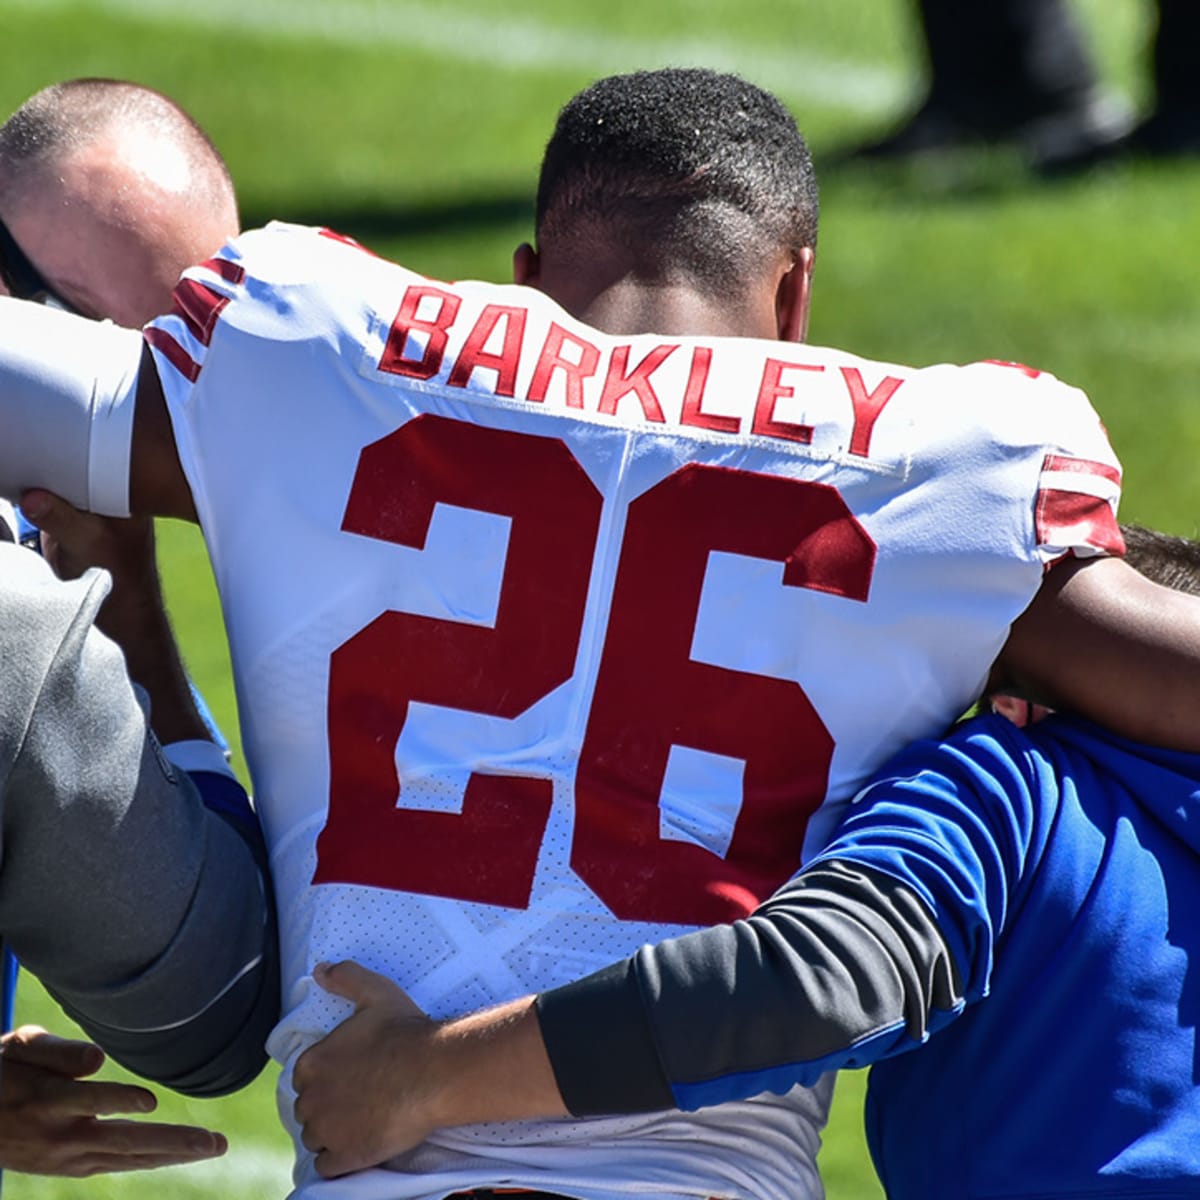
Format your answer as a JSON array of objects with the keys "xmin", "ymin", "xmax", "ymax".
[
  {"xmin": 848, "ymin": 348, "xmax": 1095, "ymax": 428},
  {"xmin": 836, "ymin": 348, "xmax": 1115, "ymax": 482},
  {"xmin": 211, "ymin": 222, "xmax": 534, "ymax": 323},
  {"xmin": 213, "ymin": 222, "xmax": 417, "ymax": 289}
]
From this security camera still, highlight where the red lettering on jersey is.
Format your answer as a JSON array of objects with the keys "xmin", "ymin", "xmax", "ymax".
[
  {"xmin": 983, "ymin": 359, "xmax": 1043, "ymax": 379},
  {"xmin": 447, "ymin": 304, "xmax": 528, "ymax": 398},
  {"xmin": 318, "ymin": 417, "xmax": 603, "ymax": 908},
  {"xmin": 527, "ymin": 323, "xmax": 601, "ymax": 409},
  {"xmin": 751, "ymin": 359, "xmax": 823, "ymax": 443},
  {"xmin": 575, "ymin": 465, "xmax": 876, "ymax": 924},
  {"xmin": 143, "ymin": 327, "xmax": 201, "ymax": 383},
  {"xmin": 597, "ymin": 344, "xmax": 675, "ymax": 422},
  {"xmin": 172, "ymin": 278, "xmax": 230, "ymax": 347},
  {"xmin": 380, "ymin": 285, "xmax": 462, "ymax": 381},
  {"xmin": 318, "ymin": 422, "xmax": 879, "ymax": 923},
  {"xmin": 843, "ymin": 368, "xmax": 903, "ymax": 458},
  {"xmin": 197, "ymin": 256, "xmax": 245, "ymax": 285},
  {"xmin": 680, "ymin": 347, "xmax": 739, "ymax": 435}
]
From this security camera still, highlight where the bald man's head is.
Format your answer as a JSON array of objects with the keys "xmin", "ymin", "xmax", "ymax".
[{"xmin": 0, "ymin": 78, "xmax": 238, "ymax": 327}]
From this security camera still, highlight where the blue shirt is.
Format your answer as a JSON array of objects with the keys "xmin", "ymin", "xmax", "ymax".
[{"xmin": 818, "ymin": 713, "xmax": 1200, "ymax": 1198}]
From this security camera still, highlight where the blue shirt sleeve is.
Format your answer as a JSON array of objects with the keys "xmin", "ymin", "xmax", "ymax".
[{"xmin": 807, "ymin": 712, "xmax": 1050, "ymax": 1008}]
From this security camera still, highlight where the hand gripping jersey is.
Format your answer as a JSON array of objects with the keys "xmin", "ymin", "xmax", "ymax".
[{"xmin": 144, "ymin": 223, "xmax": 1122, "ymax": 1200}]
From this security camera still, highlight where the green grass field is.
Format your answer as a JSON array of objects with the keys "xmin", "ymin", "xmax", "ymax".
[{"xmin": 2, "ymin": 0, "xmax": 1198, "ymax": 1196}]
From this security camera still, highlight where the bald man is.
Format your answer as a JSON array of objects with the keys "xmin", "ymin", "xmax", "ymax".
[
  {"xmin": 0, "ymin": 81, "xmax": 272, "ymax": 1179},
  {"xmin": 0, "ymin": 77, "xmax": 238, "ymax": 325}
]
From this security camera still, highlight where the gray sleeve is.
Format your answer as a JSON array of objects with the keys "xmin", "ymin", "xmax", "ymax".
[
  {"xmin": 535, "ymin": 859, "xmax": 963, "ymax": 1116},
  {"xmin": 0, "ymin": 549, "xmax": 277, "ymax": 1095}
]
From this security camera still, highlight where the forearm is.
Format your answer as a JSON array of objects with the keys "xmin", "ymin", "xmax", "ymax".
[
  {"xmin": 19, "ymin": 489, "xmax": 209, "ymax": 745},
  {"xmin": 423, "ymin": 997, "xmax": 567, "ymax": 1127},
  {"xmin": 298, "ymin": 855, "xmax": 965, "ymax": 1172},
  {"xmin": 48, "ymin": 794, "xmax": 277, "ymax": 1097},
  {"xmin": 100, "ymin": 553, "xmax": 210, "ymax": 746},
  {"xmin": 296, "ymin": 854, "xmax": 980, "ymax": 1179},
  {"xmin": 385, "ymin": 861, "xmax": 961, "ymax": 1125}
]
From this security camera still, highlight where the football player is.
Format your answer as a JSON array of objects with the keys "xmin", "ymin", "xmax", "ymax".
[{"xmin": 3, "ymin": 68, "xmax": 1200, "ymax": 1200}]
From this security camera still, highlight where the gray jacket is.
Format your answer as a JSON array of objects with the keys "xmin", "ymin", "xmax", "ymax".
[{"xmin": 0, "ymin": 538, "xmax": 276, "ymax": 1095}]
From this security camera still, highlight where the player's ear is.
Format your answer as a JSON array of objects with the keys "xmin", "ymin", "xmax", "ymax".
[
  {"xmin": 776, "ymin": 246, "xmax": 815, "ymax": 343},
  {"xmin": 513, "ymin": 242, "xmax": 540, "ymax": 288}
]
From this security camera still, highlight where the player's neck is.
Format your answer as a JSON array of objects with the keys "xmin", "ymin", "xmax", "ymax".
[{"xmin": 560, "ymin": 277, "xmax": 780, "ymax": 341}]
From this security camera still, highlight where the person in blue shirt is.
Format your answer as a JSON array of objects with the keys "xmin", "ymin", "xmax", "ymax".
[{"xmin": 292, "ymin": 523, "xmax": 1200, "ymax": 1198}]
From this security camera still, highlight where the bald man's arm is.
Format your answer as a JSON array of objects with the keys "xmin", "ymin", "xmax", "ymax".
[{"xmin": 995, "ymin": 555, "xmax": 1200, "ymax": 750}]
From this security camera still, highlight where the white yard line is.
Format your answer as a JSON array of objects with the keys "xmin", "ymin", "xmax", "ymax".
[{"xmin": 6, "ymin": 0, "xmax": 910, "ymax": 114}]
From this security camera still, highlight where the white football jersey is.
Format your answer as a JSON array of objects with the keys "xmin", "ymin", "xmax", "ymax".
[{"xmin": 146, "ymin": 223, "xmax": 1122, "ymax": 1200}]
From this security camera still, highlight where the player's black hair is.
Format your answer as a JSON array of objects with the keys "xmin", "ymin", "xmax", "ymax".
[
  {"xmin": 0, "ymin": 78, "xmax": 236, "ymax": 220},
  {"xmin": 1120, "ymin": 524, "xmax": 1200, "ymax": 597},
  {"xmin": 535, "ymin": 68, "xmax": 818, "ymax": 296}
]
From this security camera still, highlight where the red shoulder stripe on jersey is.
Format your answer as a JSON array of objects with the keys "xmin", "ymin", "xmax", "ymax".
[
  {"xmin": 172, "ymin": 278, "xmax": 230, "ymax": 348},
  {"xmin": 1041, "ymin": 453, "xmax": 1122, "ymax": 487},
  {"xmin": 982, "ymin": 359, "xmax": 1043, "ymax": 379},
  {"xmin": 319, "ymin": 227, "xmax": 379, "ymax": 257},
  {"xmin": 143, "ymin": 327, "xmax": 201, "ymax": 383},
  {"xmin": 198, "ymin": 256, "xmax": 245, "ymax": 285},
  {"xmin": 1035, "ymin": 488, "xmax": 1125, "ymax": 557}
]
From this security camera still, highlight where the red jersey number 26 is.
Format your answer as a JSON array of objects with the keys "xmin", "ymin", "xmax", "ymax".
[{"xmin": 315, "ymin": 415, "xmax": 875, "ymax": 925}]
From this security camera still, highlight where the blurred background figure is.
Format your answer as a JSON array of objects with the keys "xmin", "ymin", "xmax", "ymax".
[{"xmin": 841, "ymin": 0, "xmax": 1200, "ymax": 171}]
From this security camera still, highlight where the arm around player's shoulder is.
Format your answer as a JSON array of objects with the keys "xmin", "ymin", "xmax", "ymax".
[{"xmin": 996, "ymin": 554, "xmax": 1200, "ymax": 751}]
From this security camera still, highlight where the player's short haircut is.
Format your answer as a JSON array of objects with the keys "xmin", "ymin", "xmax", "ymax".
[
  {"xmin": 0, "ymin": 78, "xmax": 236, "ymax": 220},
  {"xmin": 1120, "ymin": 524, "xmax": 1200, "ymax": 597},
  {"xmin": 535, "ymin": 68, "xmax": 818, "ymax": 296}
]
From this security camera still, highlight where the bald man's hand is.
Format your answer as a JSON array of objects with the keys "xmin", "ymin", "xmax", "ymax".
[
  {"xmin": 0, "ymin": 1026, "xmax": 228, "ymax": 1177},
  {"xmin": 20, "ymin": 488, "xmax": 155, "ymax": 591}
]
